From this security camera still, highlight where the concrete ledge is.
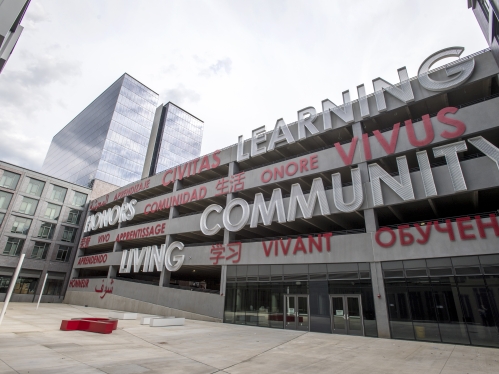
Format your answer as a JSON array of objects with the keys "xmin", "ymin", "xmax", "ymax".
[
  {"xmin": 63, "ymin": 291, "xmax": 222, "ymax": 323},
  {"xmin": 140, "ymin": 315, "xmax": 167, "ymax": 324},
  {"xmin": 150, "ymin": 317, "xmax": 185, "ymax": 327},
  {"xmin": 109, "ymin": 311, "xmax": 137, "ymax": 320}
]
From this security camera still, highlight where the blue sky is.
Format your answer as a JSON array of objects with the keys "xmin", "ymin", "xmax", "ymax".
[{"xmin": 0, "ymin": 0, "xmax": 488, "ymax": 171}]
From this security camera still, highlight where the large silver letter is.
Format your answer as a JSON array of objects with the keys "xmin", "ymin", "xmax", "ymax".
[
  {"xmin": 250, "ymin": 189, "xmax": 286, "ymax": 227},
  {"xmin": 297, "ymin": 107, "xmax": 319, "ymax": 140},
  {"xmin": 287, "ymin": 178, "xmax": 330, "ymax": 221},
  {"xmin": 357, "ymin": 84, "xmax": 370, "ymax": 119},
  {"xmin": 165, "ymin": 241, "xmax": 184, "ymax": 271},
  {"xmin": 268, "ymin": 119, "xmax": 295, "ymax": 151},
  {"xmin": 433, "ymin": 141, "xmax": 467, "ymax": 192},
  {"xmin": 200, "ymin": 204, "xmax": 223, "ymax": 236},
  {"xmin": 369, "ymin": 156, "xmax": 415, "ymax": 206},
  {"xmin": 223, "ymin": 198, "xmax": 250, "ymax": 232},
  {"xmin": 468, "ymin": 136, "xmax": 499, "ymax": 171},
  {"xmin": 133, "ymin": 246, "xmax": 150, "ymax": 272},
  {"xmin": 237, "ymin": 135, "xmax": 250, "ymax": 162},
  {"xmin": 119, "ymin": 250, "xmax": 131, "ymax": 273},
  {"xmin": 418, "ymin": 47, "xmax": 475, "ymax": 92},
  {"xmin": 148, "ymin": 244, "xmax": 166, "ymax": 272},
  {"xmin": 331, "ymin": 168, "xmax": 363, "ymax": 213},
  {"xmin": 416, "ymin": 150, "xmax": 437, "ymax": 197},
  {"xmin": 251, "ymin": 126, "xmax": 267, "ymax": 157},
  {"xmin": 372, "ymin": 67, "xmax": 414, "ymax": 112},
  {"xmin": 322, "ymin": 91, "xmax": 354, "ymax": 131}
]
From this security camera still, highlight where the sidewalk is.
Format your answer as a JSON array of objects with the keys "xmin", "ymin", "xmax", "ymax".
[{"xmin": 0, "ymin": 302, "xmax": 497, "ymax": 373}]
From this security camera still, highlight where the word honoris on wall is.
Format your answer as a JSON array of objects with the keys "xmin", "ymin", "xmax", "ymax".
[
  {"xmin": 201, "ymin": 135, "xmax": 499, "ymax": 235},
  {"xmin": 84, "ymin": 199, "xmax": 137, "ymax": 233},
  {"xmin": 375, "ymin": 214, "xmax": 499, "ymax": 248}
]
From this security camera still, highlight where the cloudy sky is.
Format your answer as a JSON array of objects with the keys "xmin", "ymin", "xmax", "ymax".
[{"xmin": 0, "ymin": 0, "xmax": 488, "ymax": 171}]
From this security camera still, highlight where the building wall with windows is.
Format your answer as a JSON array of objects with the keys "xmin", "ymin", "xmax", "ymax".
[
  {"xmin": 0, "ymin": 160, "xmax": 91, "ymax": 303},
  {"xmin": 143, "ymin": 102, "xmax": 204, "ymax": 177},
  {"xmin": 470, "ymin": 0, "xmax": 499, "ymax": 66},
  {"xmin": 42, "ymin": 73, "xmax": 159, "ymax": 191},
  {"xmin": 67, "ymin": 47, "xmax": 499, "ymax": 348}
]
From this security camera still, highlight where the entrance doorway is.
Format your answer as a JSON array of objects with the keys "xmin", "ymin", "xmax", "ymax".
[
  {"xmin": 284, "ymin": 295, "xmax": 309, "ymax": 331},
  {"xmin": 330, "ymin": 295, "xmax": 364, "ymax": 335}
]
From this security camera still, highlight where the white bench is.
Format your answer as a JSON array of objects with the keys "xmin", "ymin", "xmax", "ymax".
[
  {"xmin": 108, "ymin": 311, "xmax": 138, "ymax": 320},
  {"xmin": 140, "ymin": 316, "xmax": 172, "ymax": 325},
  {"xmin": 149, "ymin": 317, "xmax": 185, "ymax": 327}
]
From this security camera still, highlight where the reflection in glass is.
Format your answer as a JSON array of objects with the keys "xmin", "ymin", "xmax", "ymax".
[
  {"xmin": 0, "ymin": 190, "xmax": 13, "ymax": 209},
  {"xmin": 0, "ymin": 170, "xmax": 20, "ymax": 189},
  {"xmin": 18, "ymin": 196, "xmax": 38, "ymax": 215}
]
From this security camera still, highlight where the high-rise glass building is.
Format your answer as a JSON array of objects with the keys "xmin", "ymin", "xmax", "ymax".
[
  {"xmin": 0, "ymin": 0, "xmax": 31, "ymax": 74},
  {"xmin": 42, "ymin": 74, "xmax": 159, "ymax": 190},
  {"xmin": 143, "ymin": 102, "xmax": 204, "ymax": 177}
]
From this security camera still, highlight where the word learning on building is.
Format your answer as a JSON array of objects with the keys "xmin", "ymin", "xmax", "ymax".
[{"xmin": 68, "ymin": 45, "xmax": 499, "ymax": 348}]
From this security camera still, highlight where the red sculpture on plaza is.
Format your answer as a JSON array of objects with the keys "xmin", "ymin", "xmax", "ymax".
[{"xmin": 60, "ymin": 318, "xmax": 118, "ymax": 334}]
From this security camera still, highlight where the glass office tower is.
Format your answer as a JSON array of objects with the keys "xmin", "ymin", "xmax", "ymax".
[
  {"xmin": 153, "ymin": 102, "xmax": 204, "ymax": 174},
  {"xmin": 42, "ymin": 74, "xmax": 158, "ymax": 188}
]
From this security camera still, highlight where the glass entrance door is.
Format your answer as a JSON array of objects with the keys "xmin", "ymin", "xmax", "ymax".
[
  {"xmin": 330, "ymin": 295, "xmax": 364, "ymax": 336},
  {"xmin": 284, "ymin": 295, "xmax": 309, "ymax": 331}
]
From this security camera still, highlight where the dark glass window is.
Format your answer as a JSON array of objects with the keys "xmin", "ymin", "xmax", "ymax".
[
  {"xmin": 45, "ymin": 279, "xmax": 64, "ymax": 296},
  {"xmin": 55, "ymin": 246, "xmax": 72, "ymax": 262},
  {"xmin": 37, "ymin": 222, "xmax": 55, "ymax": 239},
  {"xmin": 11, "ymin": 216, "xmax": 32, "ymax": 235},
  {"xmin": 72, "ymin": 192, "xmax": 87, "ymax": 207},
  {"xmin": 67, "ymin": 209, "xmax": 82, "ymax": 224},
  {"xmin": 61, "ymin": 226, "xmax": 77, "ymax": 243},
  {"xmin": 18, "ymin": 196, "xmax": 38, "ymax": 216},
  {"xmin": 13, "ymin": 277, "xmax": 38, "ymax": 294},
  {"xmin": 0, "ymin": 190, "xmax": 13, "ymax": 210},
  {"xmin": 44, "ymin": 203, "xmax": 61, "ymax": 220},
  {"xmin": 3, "ymin": 237, "xmax": 25, "ymax": 256},
  {"xmin": 0, "ymin": 170, "xmax": 20, "ymax": 190},
  {"xmin": 31, "ymin": 242, "xmax": 50, "ymax": 260},
  {"xmin": 50, "ymin": 185, "xmax": 67, "ymax": 202},
  {"xmin": 25, "ymin": 178, "xmax": 45, "ymax": 197}
]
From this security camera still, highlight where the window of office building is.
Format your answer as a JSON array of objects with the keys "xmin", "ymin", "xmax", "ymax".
[
  {"xmin": 11, "ymin": 216, "xmax": 32, "ymax": 235},
  {"xmin": 66, "ymin": 209, "xmax": 82, "ymax": 225},
  {"xmin": 50, "ymin": 185, "xmax": 67, "ymax": 203},
  {"xmin": 37, "ymin": 222, "xmax": 55, "ymax": 239},
  {"xmin": 13, "ymin": 277, "xmax": 38, "ymax": 294},
  {"xmin": 0, "ymin": 276, "xmax": 10, "ymax": 293},
  {"xmin": 45, "ymin": 279, "xmax": 64, "ymax": 296},
  {"xmin": 0, "ymin": 190, "xmax": 13, "ymax": 210},
  {"xmin": 25, "ymin": 178, "xmax": 45, "ymax": 197},
  {"xmin": 44, "ymin": 203, "xmax": 61, "ymax": 221},
  {"xmin": 61, "ymin": 226, "xmax": 77, "ymax": 243},
  {"xmin": 0, "ymin": 170, "xmax": 20, "ymax": 190},
  {"xmin": 72, "ymin": 192, "xmax": 87, "ymax": 207},
  {"xmin": 55, "ymin": 245, "xmax": 72, "ymax": 262},
  {"xmin": 383, "ymin": 255, "xmax": 499, "ymax": 348},
  {"xmin": 31, "ymin": 242, "xmax": 50, "ymax": 260},
  {"xmin": 0, "ymin": 213, "xmax": 5, "ymax": 227},
  {"xmin": 3, "ymin": 237, "xmax": 25, "ymax": 256},
  {"xmin": 18, "ymin": 196, "xmax": 38, "ymax": 216}
]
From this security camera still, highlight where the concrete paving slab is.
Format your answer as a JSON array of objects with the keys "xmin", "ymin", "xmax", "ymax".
[{"xmin": 0, "ymin": 302, "xmax": 497, "ymax": 374}]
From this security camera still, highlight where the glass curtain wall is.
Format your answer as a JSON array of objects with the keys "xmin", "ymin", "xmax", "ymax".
[
  {"xmin": 155, "ymin": 103, "xmax": 204, "ymax": 173},
  {"xmin": 224, "ymin": 263, "xmax": 377, "ymax": 337},
  {"xmin": 383, "ymin": 255, "xmax": 499, "ymax": 348}
]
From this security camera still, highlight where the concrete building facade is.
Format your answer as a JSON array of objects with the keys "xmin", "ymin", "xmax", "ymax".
[
  {"xmin": 0, "ymin": 161, "xmax": 90, "ymax": 303},
  {"xmin": 66, "ymin": 46, "xmax": 499, "ymax": 348}
]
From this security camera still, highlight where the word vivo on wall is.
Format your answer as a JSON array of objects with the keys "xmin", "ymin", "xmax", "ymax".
[
  {"xmin": 201, "ymin": 135, "xmax": 499, "ymax": 235},
  {"xmin": 119, "ymin": 241, "xmax": 185, "ymax": 273},
  {"xmin": 84, "ymin": 199, "xmax": 137, "ymax": 233}
]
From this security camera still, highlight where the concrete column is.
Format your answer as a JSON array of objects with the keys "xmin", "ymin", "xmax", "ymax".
[
  {"xmin": 353, "ymin": 121, "xmax": 391, "ymax": 339},
  {"xmin": 220, "ymin": 162, "xmax": 239, "ymax": 296},
  {"xmin": 107, "ymin": 266, "xmax": 117, "ymax": 279},
  {"xmin": 159, "ymin": 235, "xmax": 174, "ymax": 287},
  {"xmin": 160, "ymin": 181, "xmax": 182, "ymax": 287}
]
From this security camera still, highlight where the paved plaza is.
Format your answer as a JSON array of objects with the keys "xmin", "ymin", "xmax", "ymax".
[{"xmin": 0, "ymin": 303, "xmax": 497, "ymax": 374}]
